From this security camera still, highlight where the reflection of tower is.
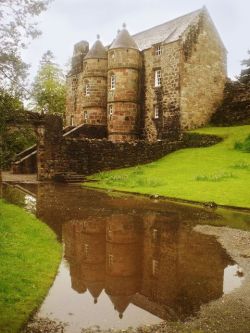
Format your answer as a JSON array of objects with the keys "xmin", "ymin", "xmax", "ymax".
[
  {"xmin": 141, "ymin": 214, "xmax": 180, "ymax": 307},
  {"xmin": 105, "ymin": 214, "xmax": 142, "ymax": 318},
  {"xmin": 81, "ymin": 216, "xmax": 106, "ymax": 303},
  {"xmin": 63, "ymin": 221, "xmax": 87, "ymax": 293}
]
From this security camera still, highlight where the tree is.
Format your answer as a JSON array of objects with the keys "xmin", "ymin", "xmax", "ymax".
[
  {"xmin": 0, "ymin": 90, "xmax": 36, "ymax": 172},
  {"xmin": 0, "ymin": 0, "xmax": 52, "ymax": 96},
  {"xmin": 0, "ymin": 0, "xmax": 53, "ymax": 180},
  {"xmin": 239, "ymin": 50, "xmax": 250, "ymax": 85},
  {"xmin": 31, "ymin": 50, "xmax": 66, "ymax": 114}
]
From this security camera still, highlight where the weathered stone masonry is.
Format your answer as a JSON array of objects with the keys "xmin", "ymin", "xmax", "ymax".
[
  {"xmin": 14, "ymin": 8, "xmax": 228, "ymax": 178},
  {"xmin": 66, "ymin": 7, "xmax": 227, "ymax": 142},
  {"xmin": 36, "ymin": 115, "xmax": 221, "ymax": 181}
]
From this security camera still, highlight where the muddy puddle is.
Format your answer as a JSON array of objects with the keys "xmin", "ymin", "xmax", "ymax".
[{"xmin": 1, "ymin": 183, "xmax": 248, "ymax": 332}]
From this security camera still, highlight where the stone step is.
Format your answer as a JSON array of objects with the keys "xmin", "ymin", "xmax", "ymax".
[{"xmin": 54, "ymin": 173, "xmax": 85, "ymax": 183}]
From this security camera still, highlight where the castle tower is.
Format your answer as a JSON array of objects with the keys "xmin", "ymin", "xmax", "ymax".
[
  {"xmin": 107, "ymin": 24, "xmax": 141, "ymax": 142},
  {"xmin": 66, "ymin": 41, "xmax": 89, "ymax": 126},
  {"xmin": 82, "ymin": 35, "xmax": 108, "ymax": 126}
]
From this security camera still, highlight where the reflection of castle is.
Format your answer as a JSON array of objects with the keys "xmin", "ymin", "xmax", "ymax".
[
  {"xmin": 2, "ymin": 183, "xmax": 234, "ymax": 320},
  {"xmin": 63, "ymin": 212, "xmax": 231, "ymax": 320}
]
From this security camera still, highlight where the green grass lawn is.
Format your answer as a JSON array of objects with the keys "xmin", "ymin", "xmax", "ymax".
[
  {"xmin": 0, "ymin": 200, "xmax": 61, "ymax": 333},
  {"xmin": 84, "ymin": 125, "xmax": 250, "ymax": 208}
]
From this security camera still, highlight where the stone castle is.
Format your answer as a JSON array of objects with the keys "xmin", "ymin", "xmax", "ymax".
[
  {"xmin": 66, "ymin": 7, "xmax": 227, "ymax": 142},
  {"xmin": 11, "ymin": 7, "xmax": 227, "ymax": 179}
]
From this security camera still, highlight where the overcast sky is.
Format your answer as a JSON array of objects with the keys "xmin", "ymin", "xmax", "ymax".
[{"xmin": 22, "ymin": 0, "xmax": 250, "ymax": 82}]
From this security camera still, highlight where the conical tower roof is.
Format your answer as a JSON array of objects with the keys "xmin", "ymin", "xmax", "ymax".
[
  {"xmin": 84, "ymin": 35, "xmax": 107, "ymax": 60},
  {"xmin": 110, "ymin": 24, "xmax": 139, "ymax": 50},
  {"xmin": 108, "ymin": 295, "xmax": 132, "ymax": 317}
]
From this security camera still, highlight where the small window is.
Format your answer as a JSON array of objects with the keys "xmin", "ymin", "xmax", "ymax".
[
  {"xmin": 152, "ymin": 228, "xmax": 158, "ymax": 241},
  {"xmin": 108, "ymin": 254, "xmax": 114, "ymax": 267},
  {"xmin": 109, "ymin": 104, "xmax": 113, "ymax": 116},
  {"xmin": 83, "ymin": 110, "xmax": 88, "ymax": 122},
  {"xmin": 85, "ymin": 83, "xmax": 90, "ymax": 96},
  {"xmin": 111, "ymin": 75, "xmax": 116, "ymax": 90},
  {"xmin": 70, "ymin": 115, "xmax": 74, "ymax": 126},
  {"xmin": 109, "ymin": 104, "xmax": 113, "ymax": 120},
  {"xmin": 84, "ymin": 244, "xmax": 89, "ymax": 258},
  {"xmin": 154, "ymin": 105, "xmax": 159, "ymax": 119},
  {"xmin": 155, "ymin": 70, "xmax": 161, "ymax": 87},
  {"xmin": 155, "ymin": 45, "xmax": 162, "ymax": 56},
  {"xmin": 152, "ymin": 259, "xmax": 159, "ymax": 276}
]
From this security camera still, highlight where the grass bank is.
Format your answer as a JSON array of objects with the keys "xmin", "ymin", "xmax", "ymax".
[
  {"xmin": 84, "ymin": 125, "xmax": 250, "ymax": 208},
  {"xmin": 0, "ymin": 200, "xmax": 61, "ymax": 333}
]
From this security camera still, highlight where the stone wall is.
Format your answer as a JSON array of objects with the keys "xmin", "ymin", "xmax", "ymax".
[
  {"xmin": 180, "ymin": 10, "xmax": 227, "ymax": 129},
  {"xmin": 143, "ymin": 41, "xmax": 181, "ymax": 141},
  {"xmin": 36, "ymin": 115, "xmax": 221, "ymax": 181},
  {"xmin": 211, "ymin": 81, "xmax": 250, "ymax": 125}
]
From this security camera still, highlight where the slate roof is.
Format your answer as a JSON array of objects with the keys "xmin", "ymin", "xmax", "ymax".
[
  {"xmin": 133, "ymin": 8, "xmax": 202, "ymax": 51},
  {"xmin": 85, "ymin": 39, "xmax": 107, "ymax": 59},
  {"xmin": 110, "ymin": 28, "xmax": 139, "ymax": 50}
]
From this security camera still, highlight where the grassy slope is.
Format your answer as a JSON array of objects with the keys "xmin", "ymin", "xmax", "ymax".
[
  {"xmin": 0, "ymin": 200, "xmax": 61, "ymax": 333},
  {"xmin": 85, "ymin": 126, "xmax": 250, "ymax": 208}
]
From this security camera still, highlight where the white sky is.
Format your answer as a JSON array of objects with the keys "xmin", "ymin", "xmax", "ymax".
[{"xmin": 22, "ymin": 0, "xmax": 250, "ymax": 83}]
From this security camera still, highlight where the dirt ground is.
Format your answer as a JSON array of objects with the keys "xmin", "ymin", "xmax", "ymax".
[{"xmin": 22, "ymin": 225, "xmax": 250, "ymax": 333}]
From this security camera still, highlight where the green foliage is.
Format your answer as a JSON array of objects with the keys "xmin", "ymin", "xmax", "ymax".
[
  {"xmin": 85, "ymin": 126, "xmax": 250, "ymax": 208},
  {"xmin": 0, "ymin": 90, "xmax": 36, "ymax": 169},
  {"xmin": 195, "ymin": 172, "xmax": 235, "ymax": 182},
  {"xmin": 0, "ymin": 199, "xmax": 61, "ymax": 333},
  {"xmin": 30, "ymin": 50, "xmax": 66, "ymax": 114},
  {"xmin": 0, "ymin": 0, "xmax": 53, "ymax": 96},
  {"xmin": 231, "ymin": 161, "xmax": 250, "ymax": 170},
  {"xmin": 234, "ymin": 134, "xmax": 250, "ymax": 152},
  {"xmin": 239, "ymin": 50, "xmax": 250, "ymax": 85}
]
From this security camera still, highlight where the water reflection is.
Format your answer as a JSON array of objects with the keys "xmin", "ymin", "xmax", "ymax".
[
  {"xmin": 63, "ymin": 215, "xmax": 232, "ymax": 321},
  {"xmin": 1, "ymin": 183, "xmax": 246, "ymax": 330}
]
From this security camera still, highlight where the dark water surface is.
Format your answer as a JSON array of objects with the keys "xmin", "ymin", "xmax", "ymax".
[{"xmin": 1, "ymin": 183, "xmax": 247, "ymax": 332}]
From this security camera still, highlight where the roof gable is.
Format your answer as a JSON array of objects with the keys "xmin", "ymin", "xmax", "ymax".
[{"xmin": 133, "ymin": 9, "xmax": 202, "ymax": 50}]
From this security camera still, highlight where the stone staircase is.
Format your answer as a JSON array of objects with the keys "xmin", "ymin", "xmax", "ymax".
[
  {"xmin": 53, "ymin": 172, "xmax": 86, "ymax": 183},
  {"xmin": 11, "ymin": 125, "xmax": 78, "ymax": 174}
]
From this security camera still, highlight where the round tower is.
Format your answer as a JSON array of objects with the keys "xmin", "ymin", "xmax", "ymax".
[
  {"xmin": 107, "ymin": 24, "xmax": 141, "ymax": 142},
  {"xmin": 82, "ymin": 35, "xmax": 108, "ymax": 126}
]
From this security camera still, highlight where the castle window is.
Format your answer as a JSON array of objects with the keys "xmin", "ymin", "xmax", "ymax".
[
  {"xmin": 83, "ymin": 110, "xmax": 88, "ymax": 123},
  {"xmin": 70, "ymin": 115, "xmax": 74, "ymax": 126},
  {"xmin": 152, "ymin": 259, "xmax": 159, "ymax": 276},
  {"xmin": 111, "ymin": 75, "xmax": 116, "ymax": 90},
  {"xmin": 109, "ymin": 104, "xmax": 113, "ymax": 120},
  {"xmin": 85, "ymin": 83, "xmax": 90, "ymax": 96},
  {"xmin": 108, "ymin": 254, "xmax": 114, "ymax": 267},
  {"xmin": 154, "ymin": 105, "xmax": 159, "ymax": 119},
  {"xmin": 155, "ymin": 69, "xmax": 162, "ymax": 87},
  {"xmin": 155, "ymin": 45, "xmax": 162, "ymax": 56},
  {"xmin": 84, "ymin": 244, "xmax": 89, "ymax": 258},
  {"xmin": 152, "ymin": 228, "xmax": 158, "ymax": 241}
]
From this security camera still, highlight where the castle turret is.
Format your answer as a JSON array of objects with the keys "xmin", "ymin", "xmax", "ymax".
[
  {"xmin": 66, "ymin": 41, "xmax": 89, "ymax": 126},
  {"xmin": 82, "ymin": 35, "xmax": 108, "ymax": 126},
  {"xmin": 107, "ymin": 24, "xmax": 141, "ymax": 142}
]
